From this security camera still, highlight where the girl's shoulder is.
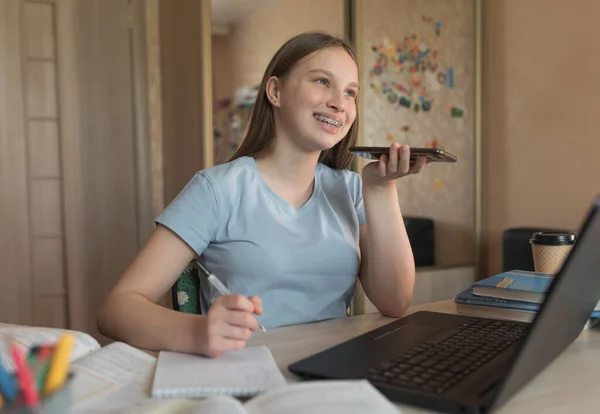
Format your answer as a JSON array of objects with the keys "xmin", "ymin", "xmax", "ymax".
[
  {"xmin": 191, "ymin": 157, "xmax": 262, "ymax": 207},
  {"xmin": 317, "ymin": 163, "xmax": 363, "ymax": 201},
  {"xmin": 198, "ymin": 156, "xmax": 255, "ymax": 185}
]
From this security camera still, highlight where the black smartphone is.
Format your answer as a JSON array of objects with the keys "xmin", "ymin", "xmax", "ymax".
[{"xmin": 349, "ymin": 146, "xmax": 457, "ymax": 163}]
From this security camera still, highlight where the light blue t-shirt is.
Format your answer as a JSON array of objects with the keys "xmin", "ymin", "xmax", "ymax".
[{"xmin": 156, "ymin": 156, "xmax": 366, "ymax": 328}]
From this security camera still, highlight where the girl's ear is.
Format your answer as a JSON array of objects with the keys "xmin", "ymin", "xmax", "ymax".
[{"xmin": 266, "ymin": 76, "xmax": 281, "ymax": 108}]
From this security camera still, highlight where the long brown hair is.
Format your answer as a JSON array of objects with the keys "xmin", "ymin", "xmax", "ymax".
[{"xmin": 228, "ymin": 31, "xmax": 359, "ymax": 170}]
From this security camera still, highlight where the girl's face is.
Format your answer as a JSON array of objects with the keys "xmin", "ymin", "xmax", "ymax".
[{"xmin": 270, "ymin": 47, "xmax": 359, "ymax": 153}]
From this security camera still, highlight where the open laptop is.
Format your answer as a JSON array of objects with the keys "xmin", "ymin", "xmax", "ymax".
[{"xmin": 289, "ymin": 197, "xmax": 600, "ymax": 413}]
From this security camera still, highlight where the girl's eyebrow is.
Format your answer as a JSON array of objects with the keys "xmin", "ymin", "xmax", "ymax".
[{"xmin": 308, "ymin": 69, "xmax": 360, "ymax": 89}]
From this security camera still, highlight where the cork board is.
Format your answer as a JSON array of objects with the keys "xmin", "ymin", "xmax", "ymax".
[{"xmin": 359, "ymin": 0, "xmax": 477, "ymax": 266}]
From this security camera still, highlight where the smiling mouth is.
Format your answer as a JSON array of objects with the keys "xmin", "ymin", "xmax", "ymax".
[{"xmin": 314, "ymin": 114, "xmax": 342, "ymax": 127}]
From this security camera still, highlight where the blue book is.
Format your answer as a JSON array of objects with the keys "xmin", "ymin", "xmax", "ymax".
[
  {"xmin": 472, "ymin": 270, "xmax": 600, "ymax": 311},
  {"xmin": 455, "ymin": 287, "xmax": 600, "ymax": 324},
  {"xmin": 471, "ymin": 270, "xmax": 554, "ymax": 304},
  {"xmin": 457, "ymin": 287, "xmax": 539, "ymax": 312}
]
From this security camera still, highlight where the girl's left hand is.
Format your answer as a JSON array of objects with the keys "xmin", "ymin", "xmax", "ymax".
[{"xmin": 361, "ymin": 143, "xmax": 427, "ymax": 187}]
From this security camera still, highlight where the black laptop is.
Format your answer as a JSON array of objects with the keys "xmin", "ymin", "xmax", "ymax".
[{"xmin": 289, "ymin": 197, "xmax": 600, "ymax": 414}]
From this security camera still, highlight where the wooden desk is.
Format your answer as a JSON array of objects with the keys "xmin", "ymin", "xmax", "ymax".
[{"xmin": 245, "ymin": 299, "xmax": 600, "ymax": 413}]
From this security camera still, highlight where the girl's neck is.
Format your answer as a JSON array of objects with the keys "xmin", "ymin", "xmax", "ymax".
[{"xmin": 253, "ymin": 143, "xmax": 319, "ymax": 189}]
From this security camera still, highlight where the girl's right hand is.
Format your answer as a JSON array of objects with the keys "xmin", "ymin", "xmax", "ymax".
[{"xmin": 199, "ymin": 294, "xmax": 263, "ymax": 357}]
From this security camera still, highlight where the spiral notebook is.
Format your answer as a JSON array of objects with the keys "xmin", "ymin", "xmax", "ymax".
[{"xmin": 151, "ymin": 346, "xmax": 287, "ymax": 399}]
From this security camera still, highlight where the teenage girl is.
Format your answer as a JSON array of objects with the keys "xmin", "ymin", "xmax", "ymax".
[{"xmin": 97, "ymin": 32, "xmax": 427, "ymax": 357}]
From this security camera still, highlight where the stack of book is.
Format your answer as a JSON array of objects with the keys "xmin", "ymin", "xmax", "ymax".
[{"xmin": 455, "ymin": 269, "xmax": 600, "ymax": 329}]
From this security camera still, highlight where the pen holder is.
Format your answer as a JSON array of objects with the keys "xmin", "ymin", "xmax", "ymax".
[{"xmin": 0, "ymin": 373, "xmax": 74, "ymax": 414}]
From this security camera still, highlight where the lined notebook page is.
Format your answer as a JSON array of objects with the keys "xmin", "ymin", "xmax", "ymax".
[
  {"xmin": 151, "ymin": 346, "xmax": 287, "ymax": 399},
  {"xmin": 243, "ymin": 380, "xmax": 399, "ymax": 414}
]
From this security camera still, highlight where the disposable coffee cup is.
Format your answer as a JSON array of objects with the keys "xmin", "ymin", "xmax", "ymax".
[{"xmin": 530, "ymin": 232, "xmax": 576, "ymax": 274}]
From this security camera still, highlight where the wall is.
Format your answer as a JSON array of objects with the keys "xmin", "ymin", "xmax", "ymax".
[
  {"xmin": 481, "ymin": 0, "xmax": 600, "ymax": 277},
  {"xmin": 159, "ymin": 0, "xmax": 208, "ymax": 204},
  {"xmin": 212, "ymin": 34, "xmax": 233, "ymax": 103},
  {"xmin": 211, "ymin": 34, "xmax": 235, "ymax": 164},
  {"xmin": 227, "ymin": 0, "xmax": 346, "ymax": 92}
]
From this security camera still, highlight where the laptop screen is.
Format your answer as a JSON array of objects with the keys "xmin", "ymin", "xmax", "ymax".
[{"xmin": 493, "ymin": 198, "xmax": 600, "ymax": 409}]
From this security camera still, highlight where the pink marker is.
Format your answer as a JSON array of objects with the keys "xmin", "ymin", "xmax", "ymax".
[{"xmin": 11, "ymin": 344, "xmax": 40, "ymax": 407}]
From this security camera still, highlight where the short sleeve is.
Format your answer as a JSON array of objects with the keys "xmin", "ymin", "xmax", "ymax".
[
  {"xmin": 155, "ymin": 172, "xmax": 219, "ymax": 255},
  {"xmin": 352, "ymin": 173, "xmax": 366, "ymax": 225}
]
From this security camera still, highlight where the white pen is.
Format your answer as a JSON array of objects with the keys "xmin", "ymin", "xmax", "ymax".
[{"xmin": 195, "ymin": 260, "xmax": 267, "ymax": 332}]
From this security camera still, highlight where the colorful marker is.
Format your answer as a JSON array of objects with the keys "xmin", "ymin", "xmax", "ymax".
[
  {"xmin": 12, "ymin": 344, "xmax": 39, "ymax": 407},
  {"xmin": 43, "ymin": 334, "xmax": 74, "ymax": 395},
  {"xmin": 31, "ymin": 352, "xmax": 53, "ymax": 397},
  {"xmin": 0, "ymin": 359, "xmax": 18, "ymax": 402}
]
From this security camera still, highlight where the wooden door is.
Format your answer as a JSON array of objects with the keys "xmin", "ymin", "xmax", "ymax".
[
  {"xmin": 0, "ymin": 0, "xmax": 153, "ymax": 342},
  {"xmin": 1, "ymin": 0, "xmax": 66, "ymax": 327}
]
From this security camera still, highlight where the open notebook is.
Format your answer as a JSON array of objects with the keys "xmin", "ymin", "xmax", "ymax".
[
  {"xmin": 151, "ymin": 346, "xmax": 287, "ymax": 398},
  {"xmin": 150, "ymin": 347, "xmax": 400, "ymax": 414},
  {"xmin": 164, "ymin": 380, "xmax": 400, "ymax": 414}
]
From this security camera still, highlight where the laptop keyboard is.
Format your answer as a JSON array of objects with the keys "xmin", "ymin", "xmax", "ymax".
[{"xmin": 366, "ymin": 318, "xmax": 528, "ymax": 395}]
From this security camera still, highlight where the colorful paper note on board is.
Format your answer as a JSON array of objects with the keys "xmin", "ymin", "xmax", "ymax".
[
  {"xmin": 368, "ymin": 19, "xmax": 449, "ymax": 114},
  {"xmin": 446, "ymin": 67, "xmax": 454, "ymax": 88},
  {"xmin": 425, "ymin": 138, "xmax": 439, "ymax": 149},
  {"xmin": 449, "ymin": 106, "xmax": 464, "ymax": 118}
]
